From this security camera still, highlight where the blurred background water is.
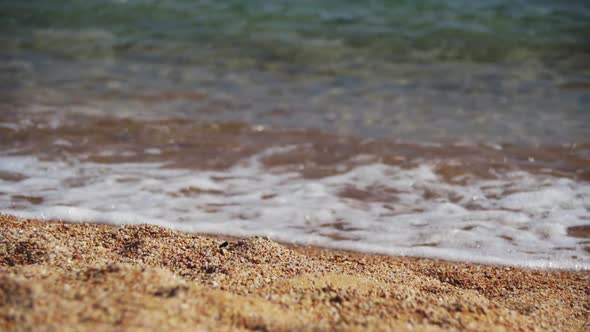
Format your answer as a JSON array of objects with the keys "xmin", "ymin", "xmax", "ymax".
[{"xmin": 1, "ymin": 0, "xmax": 589, "ymax": 143}]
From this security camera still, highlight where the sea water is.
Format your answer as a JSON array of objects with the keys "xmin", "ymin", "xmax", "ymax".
[{"xmin": 1, "ymin": 0, "xmax": 589, "ymax": 269}]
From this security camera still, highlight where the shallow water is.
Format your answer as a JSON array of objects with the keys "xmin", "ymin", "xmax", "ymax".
[
  {"xmin": 1, "ymin": 0, "xmax": 589, "ymax": 269},
  {"xmin": 1, "ymin": 114, "xmax": 589, "ymax": 269}
]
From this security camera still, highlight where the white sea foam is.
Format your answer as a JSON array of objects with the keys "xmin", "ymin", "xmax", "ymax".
[{"xmin": 1, "ymin": 151, "xmax": 589, "ymax": 270}]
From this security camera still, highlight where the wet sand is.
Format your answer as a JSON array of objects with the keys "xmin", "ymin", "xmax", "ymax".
[{"xmin": 1, "ymin": 214, "xmax": 588, "ymax": 331}]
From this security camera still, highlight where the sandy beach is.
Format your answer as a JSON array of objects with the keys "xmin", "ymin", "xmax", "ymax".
[
  {"xmin": 2, "ymin": 1, "xmax": 590, "ymax": 331},
  {"xmin": 0, "ymin": 214, "xmax": 588, "ymax": 331}
]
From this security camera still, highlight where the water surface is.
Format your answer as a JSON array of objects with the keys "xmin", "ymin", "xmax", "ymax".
[{"xmin": 1, "ymin": 0, "xmax": 589, "ymax": 269}]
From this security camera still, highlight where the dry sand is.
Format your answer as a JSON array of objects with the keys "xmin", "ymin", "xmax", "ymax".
[{"xmin": 0, "ymin": 214, "xmax": 588, "ymax": 331}]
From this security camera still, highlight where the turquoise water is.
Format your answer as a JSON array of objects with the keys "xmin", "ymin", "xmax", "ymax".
[{"xmin": 2, "ymin": 0, "xmax": 590, "ymax": 69}]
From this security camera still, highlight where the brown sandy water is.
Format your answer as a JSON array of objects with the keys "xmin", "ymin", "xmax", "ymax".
[{"xmin": 1, "ymin": 112, "xmax": 588, "ymax": 180}]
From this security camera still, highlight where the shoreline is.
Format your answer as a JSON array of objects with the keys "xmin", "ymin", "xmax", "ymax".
[{"xmin": 1, "ymin": 214, "xmax": 589, "ymax": 331}]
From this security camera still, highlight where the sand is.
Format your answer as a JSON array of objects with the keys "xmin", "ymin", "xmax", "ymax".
[{"xmin": 0, "ymin": 214, "xmax": 588, "ymax": 331}]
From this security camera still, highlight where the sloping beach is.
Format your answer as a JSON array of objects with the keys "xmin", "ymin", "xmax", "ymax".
[{"xmin": 1, "ymin": 214, "xmax": 588, "ymax": 331}]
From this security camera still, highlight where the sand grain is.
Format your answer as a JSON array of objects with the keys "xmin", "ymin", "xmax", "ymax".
[{"xmin": 1, "ymin": 214, "xmax": 588, "ymax": 331}]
